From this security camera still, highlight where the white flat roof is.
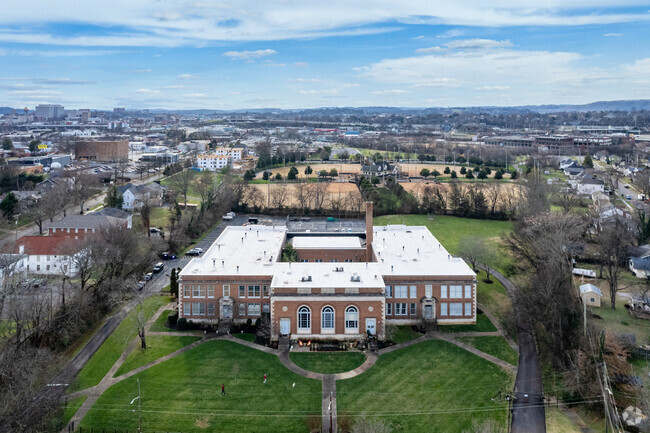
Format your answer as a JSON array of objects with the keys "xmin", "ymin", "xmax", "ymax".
[
  {"xmin": 372, "ymin": 225, "xmax": 475, "ymax": 278},
  {"xmin": 271, "ymin": 262, "xmax": 384, "ymax": 289},
  {"xmin": 292, "ymin": 236, "xmax": 363, "ymax": 250}
]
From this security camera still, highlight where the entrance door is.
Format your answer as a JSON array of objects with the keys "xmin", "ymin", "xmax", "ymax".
[
  {"xmin": 280, "ymin": 318, "xmax": 291, "ymax": 335},
  {"xmin": 222, "ymin": 304, "xmax": 232, "ymax": 319},
  {"xmin": 365, "ymin": 318, "xmax": 376, "ymax": 336},
  {"xmin": 424, "ymin": 305, "xmax": 433, "ymax": 319}
]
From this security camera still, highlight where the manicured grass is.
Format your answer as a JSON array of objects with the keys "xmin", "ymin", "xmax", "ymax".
[
  {"xmin": 81, "ymin": 340, "xmax": 321, "ymax": 433},
  {"xmin": 476, "ymin": 270, "xmax": 512, "ymax": 327},
  {"xmin": 233, "ymin": 332, "xmax": 256, "ymax": 342},
  {"xmin": 49, "ymin": 396, "xmax": 87, "ymax": 431},
  {"xmin": 290, "ymin": 352, "xmax": 366, "ymax": 374},
  {"xmin": 337, "ymin": 340, "xmax": 513, "ymax": 432},
  {"xmin": 456, "ymin": 336, "xmax": 518, "ymax": 366},
  {"xmin": 149, "ymin": 310, "xmax": 176, "ymax": 332},
  {"xmin": 387, "ymin": 325, "xmax": 423, "ymax": 344},
  {"xmin": 115, "ymin": 335, "xmax": 202, "ymax": 376},
  {"xmin": 68, "ymin": 296, "xmax": 171, "ymax": 393},
  {"xmin": 374, "ymin": 214, "xmax": 513, "ymax": 256},
  {"xmin": 439, "ymin": 313, "xmax": 498, "ymax": 333}
]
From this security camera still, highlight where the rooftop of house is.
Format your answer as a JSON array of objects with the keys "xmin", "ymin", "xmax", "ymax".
[
  {"xmin": 292, "ymin": 236, "xmax": 363, "ymax": 250},
  {"xmin": 271, "ymin": 262, "xmax": 384, "ymax": 289},
  {"xmin": 16, "ymin": 236, "xmax": 80, "ymax": 255},
  {"xmin": 45, "ymin": 209, "xmax": 129, "ymax": 230}
]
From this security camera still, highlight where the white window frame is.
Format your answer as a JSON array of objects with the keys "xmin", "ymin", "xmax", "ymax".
[
  {"xmin": 248, "ymin": 285, "xmax": 261, "ymax": 298},
  {"xmin": 395, "ymin": 303, "xmax": 407, "ymax": 316},
  {"xmin": 345, "ymin": 306, "xmax": 359, "ymax": 332},
  {"xmin": 193, "ymin": 302, "xmax": 205, "ymax": 316},
  {"xmin": 238, "ymin": 303, "xmax": 246, "ymax": 316},
  {"xmin": 385, "ymin": 285, "xmax": 392, "ymax": 298},
  {"xmin": 395, "ymin": 285, "xmax": 408, "ymax": 298},
  {"xmin": 440, "ymin": 303, "xmax": 448, "ymax": 316},
  {"xmin": 183, "ymin": 302, "xmax": 190, "ymax": 315},
  {"xmin": 410, "ymin": 303, "xmax": 416, "ymax": 316},
  {"xmin": 386, "ymin": 303, "xmax": 393, "ymax": 315},
  {"xmin": 441, "ymin": 285, "xmax": 448, "ymax": 299},
  {"xmin": 409, "ymin": 285, "xmax": 417, "ymax": 299},
  {"xmin": 321, "ymin": 306, "xmax": 334, "ymax": 331},
  {"xmin": 464, "ymin": 303, "xmax": 472, "ymax": 316},
  {"xmin": 425, "ymin": 285, "xmax": 432, "ymax": 298},
  {"xmin": 450, "ymin": 303, "xmax": 463, "ymax": 316},
  {"xmin": 262, "ymin": 303, "xmax": 270, "ymax": 314},
  {"xmin": 298, "ymin": 306, "xmax": 311, "ymax": 332},
  {"xmin": 207, "ymin": 285, "xmax": 215, "ymax": 298},
  {"xmin": 464, "ymin": 285, "xmax": 472, "ymax": 299},
  {"xmin": 248, "ymin": 303, "xmax": 261, "ymax": 316},
  {"xmin": 207, "ymin": 303, "xmax": 215, "ymax": 316},
  {"xmin": 223, "ymin": 284, "xmax": 230, "ymax": 297},
  {"xmin": 238, "ymin": 285, "xmax": 245, "ymax": 298}
]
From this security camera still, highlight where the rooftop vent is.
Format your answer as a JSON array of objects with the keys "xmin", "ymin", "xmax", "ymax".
[
  {"xmin": 237, "ymin": 265, "xmax": 240, "ymax": 272},
  {"xmin": 350, "ymin": 275, "xmax": 361, "ymax": 282},
  {"xmin": 301, "ymin": 276, "xmax": 312, "ymax": 282},
  {"xmin": 222, "ymin": 260, "xmax": 224, "ymax": 266},
  {"xmin": 212, "ymin": 259, "xmax": 216, "ymax": 267},
  {"xmin": 334, "ymin": 267, "xmax": 344, "ymax": 272},
  {"xmin": 391, "ymin": 265, "xmax": 394, "ymax": 272}
]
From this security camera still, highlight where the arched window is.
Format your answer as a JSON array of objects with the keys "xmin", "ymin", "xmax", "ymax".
[
  {"xmin": 321, "ymin": 306, "xmax": 334, "ymax": 330},
  {"xmin": 345, "ymin": 306, "xmax": 358, "ymax": 331},
  {"xmin": 298, "ymin": 306, "xmax": 311, "ymax": 330}
]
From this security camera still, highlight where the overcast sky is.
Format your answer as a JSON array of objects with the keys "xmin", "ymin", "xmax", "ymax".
[{"xmin": 1, "ymin": 1, "xmax": 649, "ymax": 110}]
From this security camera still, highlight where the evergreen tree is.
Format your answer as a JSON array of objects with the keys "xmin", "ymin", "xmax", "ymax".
[
  {"xmin": 104, "ymin": 185, "xmax": 124, "ymax": 209},
  {"xmin": 1, "ymin": 137, "xmax": 12, "ymax": 150},
  {"xmin": 0, "ymin": 192, "xmax": 18, "ymax": 218},
  {"xmin": 450, "ymin": 170, "xmax": 457, "ymax": 179},
  {"xmin": 466, "ymin": 171, "xmax": 474, "ymax": 179},
  {"xmin": 444, "ymin": 166, "xmax": 451, "ymax": 174},
  {"xmin": 583, "ymin": 154, "xmax": 594, "ymax": 168},
  {"xmin": 460, "ymin": 166, "xmax": 467, "ymax": 175},
  {"xmin": 494, "ymin": 170, "xmax": 503, "ymax": 180},
  {"xmin": 510, "ymin": 170, "xmax": 518, "ymax": 180},
  {"xmin": 304, "ymin": 165, "xmax": 313, "ymax": 176},
  {"xmin": 170, "ymin": 268, "xmax": 178, "ymax": 298}
]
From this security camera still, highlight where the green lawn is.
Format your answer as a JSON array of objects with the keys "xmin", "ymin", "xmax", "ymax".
[
  {"xmin": 132, "ymin": 206, "xmax": 171, "ymax": 232},
  {"xmin": 439, "ymin": 313, "xmax": 498, "ymax": 333},
  {"xmin": 591, "ymin": 301, "xmax": 650, "ymax": 344},
  {"xmin": 456, "ymin": 336, "xmax": 518, "ymax": 366},
  {"xmin": 337, "ymin": 340, "xmax": 513, "ymax": 432},
  {"xmin": 290, "ymin": 352, "xmax": 367, "ymax": 374},
  {"xmin": 81, "ymin": 340, "xmax": 321, "ymax": 433},
  {"xmin": 68, "ymin": 296, "xmax": 171, "ymax": 393},
  {"xmin": 149, "ymin": 310, "xmax": 176, "ymax": 332},
  {"xmin": 233, "ymin": 332, "xmax": 256, "ymax": 342},
  {"xmin": 387, "ymin": 325, "xmax": 423, "ymax": 344},
  {"xmin": 48, "ymin": 396, "xmax": 87, "ymax": 431},
  {"xmin": 115, "ymin": 335, "xmax": 202, "ymax": 376},
  {"xmin": 476, "ymin": 270, "xmax": 512, "ymax": 327},
  {"xmin": 374, "ymin": 214, "xmax": 513, "ymax": 256},
  {"xmin": 160, "ymin": 170, "xmax": 201, "ymax": 197}
]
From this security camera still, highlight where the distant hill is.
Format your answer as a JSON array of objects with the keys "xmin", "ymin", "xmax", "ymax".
[{"xmin": 0, "ymin": 107, "xmax": 15, "ymax": 115}]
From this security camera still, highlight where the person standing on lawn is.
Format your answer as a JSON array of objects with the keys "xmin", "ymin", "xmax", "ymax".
[
  {"xmin": 221, "ymin": 383, "xmax": 226, "ymax": 396},
  {"xmin": 263, "ymin": 373, "xmax": 267, "ymax": 384}
]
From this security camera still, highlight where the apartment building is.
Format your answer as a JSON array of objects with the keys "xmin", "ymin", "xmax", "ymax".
[{"xmin": 197, "ymin": 154, "xmax": 233, "ymax": 171}]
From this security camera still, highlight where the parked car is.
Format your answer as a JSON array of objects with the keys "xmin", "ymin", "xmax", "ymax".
[
  {"xmin": 150, "ymin": 228, "xmax": 159, "ymax": 233},
  {"xmin": 137, "ymin": 281, "xmax": 146, "ymax": 291},
  {"xmin": 626, "ymin": 194, "xmax": 632, "ymax": 200},
  {"xmin": 160, "ymin": 252, "xmax": 177, "ymax": 260},
  {"xmin": 187, "ymin": 247, "xmax": 203, "ymax": 256},
  {"xmin": 152, "ymin": 262, "xmax": 164, "ymax": 273},
  {"xmin": 144, "ymin": 272, "xmax": 153, "ymax": 281}
]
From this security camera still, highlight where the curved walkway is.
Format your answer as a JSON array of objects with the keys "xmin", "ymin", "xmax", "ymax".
[{"xmin": 64, "ymin": 301, "xmax": 518, "ymax": 433}]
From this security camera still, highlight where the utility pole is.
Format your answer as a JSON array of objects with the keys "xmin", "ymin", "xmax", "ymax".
[{"xmin": 130, "ymin": 378, "xmax": 142, "ymax": 432}]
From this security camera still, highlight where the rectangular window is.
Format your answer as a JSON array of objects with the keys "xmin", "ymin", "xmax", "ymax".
[
  {"xmin": 193, "ymin": 303, "xmax": 205, "ymax": 316},
  {"xmin": 425, "ymin": 285, "xmax": 432, "ymax": 298},
  {"xmin": 223, "ymin": 285, "xmax": 230, "ymax": 297},
  {"xmin": 314, "ymin": 259, "xmax": 323, "ymax": 263},
  {"xmin": 208, "ymin": 285, "xmax": 215, "ymax": 298},
  {"xmin": 263, "ymin": 285, "xmax": 269, "ymax": 297},
  {"xmin": 37, "ymin": 265, "xmax": 40, "ymax": 271},
  {"xmin": 395, "ymin": 285, "xmax": 408, "ymax": 298},
  {"xmin": 183, "ymin": 285, "xmax": 191, "ymax": 297},
  {"xmin": 410, "ymin": 303, "xmax": 416, "ymax": 316},
  {"xmin": 193, "ymin": 285, "xmax": 205, "ymax": 297},
  {"xmin": 464, "ymin": 303, "xmax": 472, "ymax": 316},
  {"xmin": 207, "ymin": 303, "xmax": 215, "ymax": 316},
  {"xmin": 248, "ymin": 303, "xmax": 261, "ymax": 316},
  {"xmin": 46, "ymin": 265, "xmax": 50, "ymax": 271},
  {"xmin": 248, "ymin": 285, "xmax": 260, "ymax": 297},
  {"xmin": 386, "ymin": 303, "xmax": 393, "ymax": 315},
  {"xmin": 238, "ymin": 303, "xmax": 246, "ymax": 316},
  {"xmin": 440, "ymin": 303, "xmax": 448, "ymax": 316},
  {"xmin": 262, "ymin": 303, "xmax": 270, "ymax": 314},
  {"xmin": 441, "ymin": 285, "xmax": 448, "ymax": 299},
  {"xmin": 450, "ymin": 303, "xmax": 463, "ymax": 316},
  {"xmin": 450, "ymin": 285, "xmax": 463, "ymax": 298},
  {"xmin": 464, "ymin": 285, "xmax": 472, "ymax": 299},
  {"xmin": 385, "ymin": 285, "xmax": 392, "ymax": 298},
  {"xmin": 239, "ymin": 285, "xmax": 245, "ymax": 297},
  {"xmin": 409, "ymin": 285, "xmax": 417, "ymax": 299},
  {"xmin": 395, "ymin": 303, "xmax": 407, "ymax": 315},
  {"xmin": 183, "ymin": 302, "xmax": 190, "ymax": 315}
]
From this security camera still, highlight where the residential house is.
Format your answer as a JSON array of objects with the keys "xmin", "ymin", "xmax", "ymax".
[
  {"xmin": 579, "ymin": 283, "xmax": 603, "ymax": 307},
  {"xmin": 629, "ymin": 244, "xmax": 650, "ymax": 278},
  {"xmin": 118, "ymin": 183, "xmax": 165, "ymax": 211},
  {"xmin": 46, "ymin": 207, "xmax": 132, "ymax": 239},
  {"xmin": 361, "ymin": 162, "xmax": 399, "ymax": 177},
  {"xmin": 576, "ymin": 173, "xmax": 605, "ymax": 195},
  {"xmin": 560, "ymin": 159, "xmax": 578, "ymax": 170},
  {"xmin": 13, "ymin": 236, "xmax": 81, "ymax": 275}
]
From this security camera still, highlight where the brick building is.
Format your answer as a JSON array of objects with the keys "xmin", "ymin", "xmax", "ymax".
[
  {"xmin": 178, "ymin": 203, "xmax": 476, "ymax": 342},
  {"xmin": 75, "ymin": 140, "xmax": 129, "ymax": 161}
]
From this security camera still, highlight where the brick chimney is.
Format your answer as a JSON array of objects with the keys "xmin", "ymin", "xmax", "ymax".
[{"xmin": 365, "ymin": 201, "xmax": 373, "ymax": 261}]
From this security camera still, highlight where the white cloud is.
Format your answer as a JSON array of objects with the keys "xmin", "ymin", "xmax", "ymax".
[
  {"xmin": 412, "ymin": 35, "xmax": 425, "ymax": 40},
  {"xmin": 445, "ymin": 39, "xmax": 513, "ymax": 49},
  {"xmin": 415, "ymin": 46, "xmax": 444, "ymax": 54},
  {"xmin": 229, "ymin": 91, "xmax": 241, "ymax": 95},
  {"xmin": 177, "ymin": 74, "xmax": 199, "ymax": 80},
  {"xmin": 223, "ymin": 49, "xmax": 277, "ymax": 60},
  {"xmin": 0, "ymin": 2, "xmax": 646, "ymax": 46},
  {"xmin": 185, "ymin": 93, "xmax": 209, "ymax": 98},
  {"xmin": 603, "ymin": 33, "xmax": 623, "ymax": 37},
  {"xmin": 437, "ymin": 29, "xmax": 465, "ymax": 39},
  {"xmin": 299, "ymin": 89, "xmax": 340, "ymax": 95},
  {"xmin": 134, "ymin": 88, "xmax": 160, "ymax": 94},
  {"xmin": 289, "ymin": 78, "xmax": 321, "ymax": 82},
  {"xmin": 293, "ymin": 62, "xmax": 309, "ymax": 68},
  {"xmin": 162, "ymin": 84, "xmax": 184, "ymax": 89},
  {"xmin": 372, "ymin": 89, "xmax": 408, "ymax": 95},
  {"xmin": 476, "ymin": 85, "xmax": 511, "ymax": 90},
  {"xmin": 7, "ymin": 90, "xmax": 63, "ymax": 97},
  {"xmin": 128, "ymin": 68, "xmax": 152, "ymax": 73}
]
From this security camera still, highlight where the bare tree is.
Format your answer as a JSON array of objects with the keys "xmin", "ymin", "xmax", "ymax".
[
  {"xmin": 195, "ymin": 171, "xmax": 218, "ymax": 212},
  {"xmin": 457, "ymin": 236, "xmax": 485, "ymax": 272},
  {"xmin": 244, "ymin": 186, "xmax": 265, "ymax": 212},
  {"xmin": 131, "ymin": 295, "xmax": 148, "ymax": 349},
  {"xmin": 633, "ymin": 169, "xmax": 650, "ymax": 199},
  {"xmin": 307, "ymin": 182, "xmax": 329, "ymax": 214},
  {"xmin": 603, "ymin": 166, "xmax": 623, "ymax": 193},
  {"xmin": 23, "ymin": 200, "xmax": 47, "ymax": 235},
  {"xmin": 168, "ymin": 169, "xmax": 195, "ymax": 209},
  {"xmin": 294, "ymin": 180, "xmax": 311, "ymax": 214},
  {"xmin": 140, "ymin": 199, "xmax": 151, "ymax": 237},
  {"xmin": 597, "ymin": 216, "xmax": 635, "ymax": 309},
  {"xmin": 553, "ymin": 186, "xmax": 581, "ymax": 214},
  {"xmin": 270, "ymin": 184, "xmax": 289, "ymax": 210}
]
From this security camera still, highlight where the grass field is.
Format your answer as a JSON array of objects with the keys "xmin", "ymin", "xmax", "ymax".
[
  {"xmin": 290, "ymin": 352, "xmax": 367, "ymax": 374},
  {"xmin": 591, "ymin": 300, "xmax": 650, "ymax": 344},
  {"xmin": 546, "ymin": 407, "xmax": 582, "ymax": 433},
  {"xmin": 476, "ymin": 270, "xmax": 512, "ymax": 327},
  {"xmin": 373, "ymin": 214, "xmax": 513, "ymax": 256},
  {"xmin": 337, "ymin": 340, "xmax": 513, "ymax": 432},
  {"xmin": 439, "ymin": 313, "xmax": 498, "ymax": 333},
  {"xmin": 387, "ymin": 325, "xmax": 423, "ymax": 344},
  {"xmin": 233, "ymin": 332, "xmax": 256, "ymax": 342},
  {"xmin": 115, "ymin": 335, "xmax": 202, "ymax": 376},
  {"xmin": 456, "ymin": 336, "xmax": 518, "ymax": 366},
  {"xmin": 149, "ymin": 310, "xmax": 175, "ymax": 332},
  {"xmin": 49, "ymin": 396, "xmax": 87, "ymax": 431},
  {"xmin": 81, "ymin": 340, "xmax": 321, "ymax": 433},
  {"xmin": 68, "ymin": 296, "xmax": 171, "ymax": 392}
]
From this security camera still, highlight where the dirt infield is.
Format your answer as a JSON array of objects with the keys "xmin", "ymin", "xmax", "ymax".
[
  {"xmin": 256, "ymin": 163, "xmax": 362, "ymax": 179},
  {"xmin": 400, "ymin": 181, "xmax": 524, "ymax": 208},
  {"xmin": 398, "ymin": 163, "xmax": 511, "ymax": 179},
  {"xmin": 246, "ymin": 182, "xmax": 365, "ymax": 212}
]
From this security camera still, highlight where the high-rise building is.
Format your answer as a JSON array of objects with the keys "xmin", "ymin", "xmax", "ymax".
[{"xmin": 35, "ymin": 104, "xmax": 65, "ymax": 120}]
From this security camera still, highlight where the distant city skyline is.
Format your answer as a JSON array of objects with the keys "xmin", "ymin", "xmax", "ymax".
[{"xmin": 1, "ymin": 1, "xmax": 650, "ymax": 110}]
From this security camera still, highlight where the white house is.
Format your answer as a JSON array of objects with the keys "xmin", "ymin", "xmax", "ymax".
[
  {"xmin": 119, "ymin": 183, "xmax": 165, "ymax": 211},
  {"xmin": 576, "ymin": 176, "xmax": 605, "ymax": 195},
  {"xmin": 197, "ymin": 154, "xmax": 232, "ymax": 171},
  {"xmin": 13, "ymin": 236, "xmax": 82, "ymax": 276}
]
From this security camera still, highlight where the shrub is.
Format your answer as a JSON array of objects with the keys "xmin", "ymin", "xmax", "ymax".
[
  {"xmin": 167, "ymin": 312, "xmax": 178, "ymax": 326},
  {"xmin": 255, "ymin": 318, "xmax": 261, "ymax": 327},
  {"xmin": 246, "ymin": 318, "xmax": 253, "ymax": 328},
  {"xmin": 177, "ymin": 317, "xmax": 188, "ymax": 330}
]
